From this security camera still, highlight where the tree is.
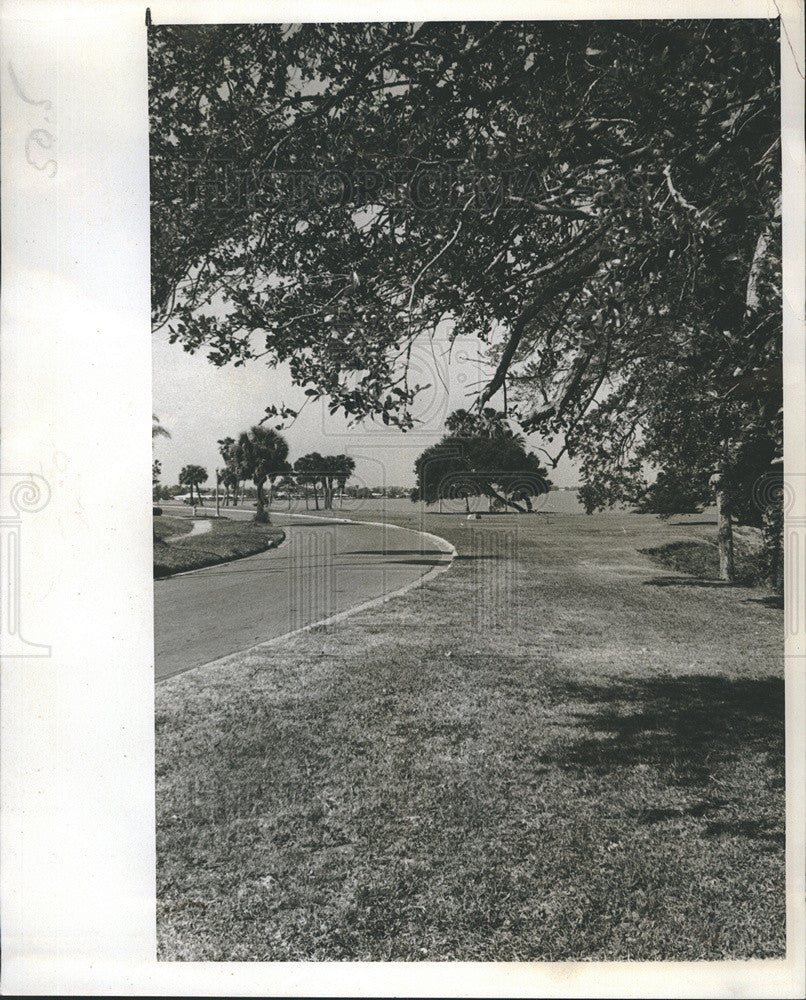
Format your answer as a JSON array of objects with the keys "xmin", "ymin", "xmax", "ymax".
[
  {"xmin": 332, "ymin": 454, "xmax": 356, "ymax": 507},
  {"xmin": 234, "ymin": 426, "xmax": 290, "ymax": 522},
  {"xmin": 152, "ymin": 458, "xmax": 162, "ymax": 502},
  {"xmin": 151, "ymin": 23, "xmax": 778, "ymax": 413},
  {"xmin": 412, "ymin": 409, "xmax": 551, "ymax": 512},
  {"xmin": 294, "ymin": 453, "xmax": 326, "ymax": 510},
  {"xmin": 290, "ymin": 453, "xmax": 356, "ymax": 509},
  {"xmin": 549, "ymin": 296, "xmax": 782, "ymax": 582},
  {"xmin": 218, "ymin": 466, "xmax": 239, "ymax": 506},
  {"xmin": 152, "ymin": 413, "xmax": 171, "ymax": 440},
  {"xmin": 178, "ymin": 464, "xmax": 208, "ymax": 505},
  {"xmin": 217, "ymin": 436, "xmax": 240, "ymax": 505},
  {"xmin": 152, "ymin": 414, "xmax": 171, "ymax": 501},
  {"xmin": 317, "ymin": 454, "xmax": 356, "ymax": 509},
  {"xmin": 150, "ymin": 21, "xmax": 781, "ymax": 580}
]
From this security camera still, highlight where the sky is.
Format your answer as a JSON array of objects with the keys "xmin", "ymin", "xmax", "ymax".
[{"xmin": 152, "ymin": 326, "xmax": 582, "ymax": 491}]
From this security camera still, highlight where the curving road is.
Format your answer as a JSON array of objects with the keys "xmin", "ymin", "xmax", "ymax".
[{"xmin": 154, "ymin": 510, "xmax": 454, "ymax": 681}]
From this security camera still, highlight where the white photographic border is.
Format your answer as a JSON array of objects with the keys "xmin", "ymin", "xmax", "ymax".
[{"xmin": 1, "ymin": 0, "xmax": 803, "ymax": 995}]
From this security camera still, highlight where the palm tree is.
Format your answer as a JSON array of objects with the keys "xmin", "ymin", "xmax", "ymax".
[
  {"xmin": 152, "ymin": 414, "xmax": 171, "ymax": 439},
  {"xmin": 217, "ymin": 436, "xmax": 239, "ymax": 505},
  {"xmin": 268, "ymin": 459, "xmax": 292, "ymax": 509},
  {"xmin": 178, "ymin": 464, "xmax": 208, "ymax": 505},
  {"xmin": 152, "ymin": 458, "xmax": 162, "ymax": 502},
  {"xmin": 235, "ymin": 425, "xmax": 290, "ymax": 522},
  {"xmin": 219, "ymin": 467, "xmax": 239, "ymax": 507},
  {"xmin": 294, "ymin": 453, "xmax": 326, "ymax": 510},
  {"xmin": 333, "ymin": 454, "xmax": 356, "ymax": 507},
  {"xmin": 319, "ymin": 455, "xmax": 340, "ymax": 509},
  {"xmin": 152, "ymin": 416, "xmax": 171, "ymax": 502}
]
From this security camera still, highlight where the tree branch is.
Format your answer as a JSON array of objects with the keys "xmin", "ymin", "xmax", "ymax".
[
  {"xmin": 407, "ymin": 194, "xmax": 474, "ymax": 312},
  {"xmin": 477, "ymin": 247, "xmax": 604, "ymax": 408}
]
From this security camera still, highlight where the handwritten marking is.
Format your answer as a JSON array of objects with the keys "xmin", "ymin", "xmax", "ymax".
[{"xmin": 7, "ymin": 61, "xmax": 57, "ymax": 176}]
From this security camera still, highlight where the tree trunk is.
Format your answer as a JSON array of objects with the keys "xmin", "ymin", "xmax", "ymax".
[
  {"xmin": 711, "ymin": 473, "xmax": 735, "ymax": 583},
  {"xmin": 313, "ymin": 485, "xmax": 319, "ymax": 510},
  {"xmin": 255, "ymin": 479, "xmax": 269, "ymax": 523},
  {"xmin": 486, "ymin": 485, "xmax": 526, "ymax": 513},
  {"xmin": 761, "ymin": 498, "xmax": 784, "ymax": 591}
]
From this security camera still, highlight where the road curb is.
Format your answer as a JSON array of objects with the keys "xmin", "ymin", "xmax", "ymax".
[{"xmin": 156, "ymin": 513, "xmax": 456, "ymax": 684}]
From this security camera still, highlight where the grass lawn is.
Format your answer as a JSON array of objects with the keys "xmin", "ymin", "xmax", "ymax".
[
  {"xmin": 153, "ymin": 514, "xmax": 285, "ymax": 578},
  {"xmin": 155, "ymin": 510, "xmax": 784, "ymax": 961}
]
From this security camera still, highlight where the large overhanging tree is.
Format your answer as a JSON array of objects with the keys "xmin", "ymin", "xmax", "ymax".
[{"xmin": 150, "ymin": 19, "xmax": 781, "ymax": 581}]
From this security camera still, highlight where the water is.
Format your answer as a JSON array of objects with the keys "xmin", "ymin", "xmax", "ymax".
[{"xmin": 265, "ymin": 489, "xmax": 586, "ymax": 517}]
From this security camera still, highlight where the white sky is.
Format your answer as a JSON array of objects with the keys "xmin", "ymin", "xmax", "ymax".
[{"xmin": 152, "ymin": 325, "xmax": 582, "ymax": 489}]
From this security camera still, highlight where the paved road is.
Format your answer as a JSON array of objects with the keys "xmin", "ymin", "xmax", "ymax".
[{"xmin": 154, "ymin": 510, "xmax": 453, "ymax": 681}]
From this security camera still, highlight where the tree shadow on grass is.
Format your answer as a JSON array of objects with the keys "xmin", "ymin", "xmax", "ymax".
[
  {"xmin": 386, "ymin": 557, "xmax": 448, "ymax": 567},
  {"xmin": 636, "ymin": 800, "xmax": 730, "ymax": 824},
  {"xmin": 643, "ymin": 575, "xmax": 756, "ymax": 590},
  {"xmin": 283, "ymin": 519, "xmax": 349, "ymax": 527},
  {"xmin": 343, "ymin": 549, "xmax": 448, "ymax": 557},
  {"xmin": 454, "ymin": 554, "xmax": 510, "ymax": 562},
  {"xmin": 668, "ymin": 519, "xmax": 718, "ymax": 526},
  {"xmin": 543, "ymin": 675, "xmax": 784, "ymax": 791},
  {"xmin": 744, "ymin": 594, "xmax": 784, "ymax": 610},
  {"xmin": 704, "ymin": 818, "xmax": 785, "ymax": 846}
]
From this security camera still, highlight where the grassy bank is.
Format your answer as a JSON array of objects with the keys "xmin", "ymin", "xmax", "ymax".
[
  {"xmin": 640, "ymin": 524, "xmax": 769, "ymax": 588},
  {"xmin": 153, "ymin": 515, "xmax": 285, "ymax": 578},
  {"xmin": 156, "ymin": 510, "xmax": 784, "ymax": 961}
]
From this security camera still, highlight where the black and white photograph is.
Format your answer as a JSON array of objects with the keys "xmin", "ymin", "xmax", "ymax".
[
  {"xmin": 150, "ymin": 14, "xmax": 786, "ymax": 962},
  {"xmin": 1, "ymin": 0, "xmax": 804, "ymax": 995}
]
